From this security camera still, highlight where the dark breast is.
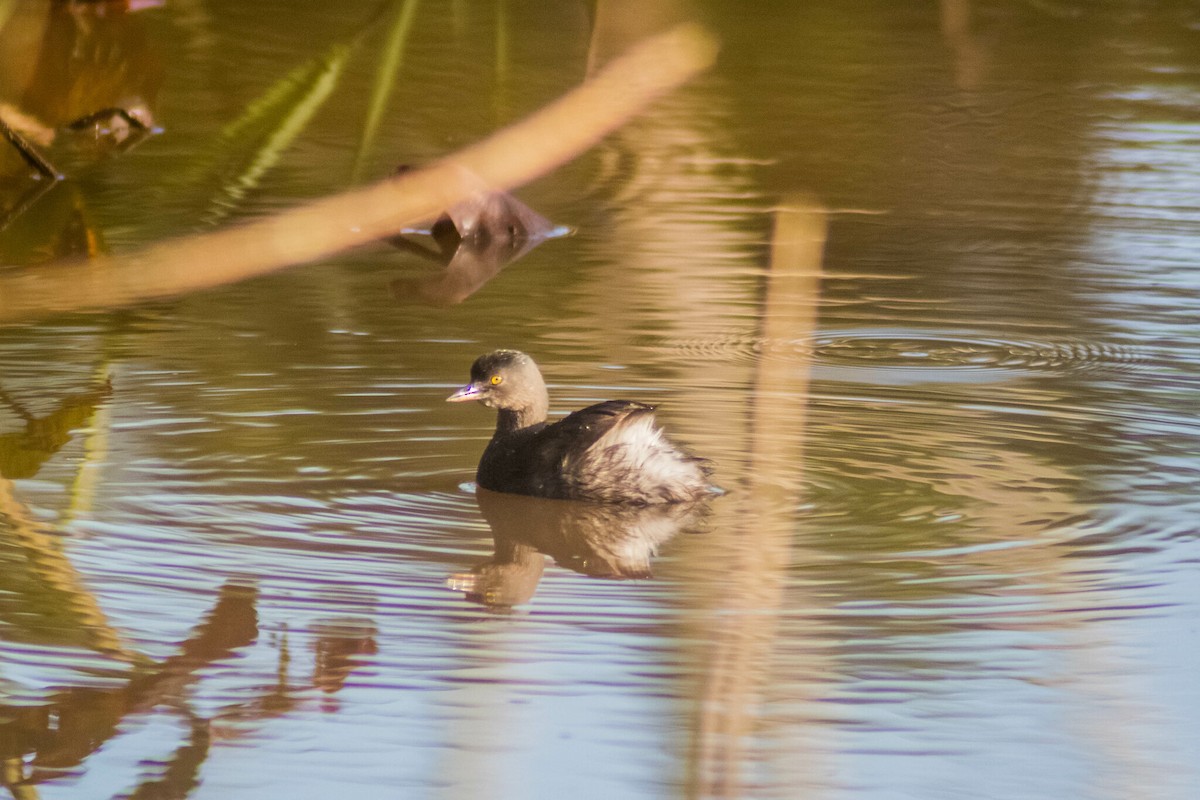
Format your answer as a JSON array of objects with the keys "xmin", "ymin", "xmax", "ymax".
[{"xmin": 476, "ymin": 401, "xmax": 710, "ymax": 504}]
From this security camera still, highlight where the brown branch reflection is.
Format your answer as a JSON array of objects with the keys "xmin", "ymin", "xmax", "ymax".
[
  {"xmin": 0, "ymin": 374, "xmax": 375, "ymax": 798},
  {"xmin": 0, "ymin": 582, "xmax": 256, "ymax": 798},
  {"xmin": 311, "ymin": 619, "xmax": 379, "ymax": 700},
  {"xmin": 448, "ymin": 488, "xmax": 707, "ymax": 608},
  {"xmin": 0, "ymin": 580, "xmax": 380, "ymax": 799}
]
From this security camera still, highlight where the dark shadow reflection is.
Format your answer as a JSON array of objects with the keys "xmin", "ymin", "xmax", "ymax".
[
  {"xmin": 0, "ymin": 582, "xmax": 256, "ymax": 797},
  {"xmin": 0, "ymin": 378, "xmax": 374, "ymax": 796},
  {"xmin": 311, "ymin": 618, "xmax": 379, "ymax": 697},
  {"xmin": 388, "ymin": 169, "xmax": 571, "ymax": 306},
  {"xmin": 448, "ymin": 488, "xmax": 706, "ymax": 608},
  {"xmin": 0, "ymin": 582, "xmax": 380, "ymax": 798}
]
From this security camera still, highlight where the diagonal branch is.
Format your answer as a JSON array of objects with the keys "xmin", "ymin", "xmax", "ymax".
[{"xmin": 0, "ymin": 23, "xmax": 718, "ymax": 323}]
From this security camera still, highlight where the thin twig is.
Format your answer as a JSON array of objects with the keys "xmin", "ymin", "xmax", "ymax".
[{"xmin": 0, "ymin": 114, "xmax": 60, "ymax": 180}]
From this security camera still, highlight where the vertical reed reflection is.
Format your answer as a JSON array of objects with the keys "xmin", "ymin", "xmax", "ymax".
[
  {"xmin": 939, "ymin": 0, "xmax": 986, "ymax": 90},
  {"xmin": 682, "ymin": 200, "xmax": 826, "ymax": 798}
]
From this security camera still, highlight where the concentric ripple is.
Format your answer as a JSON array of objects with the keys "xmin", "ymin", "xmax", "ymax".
[
  {"xmin": 674, "ymin": 329, "xmax": 1149, "ymax": 381},
  {"xmin": 812, "ymin": 331, "xmax": 1147, "ymax": 372}
]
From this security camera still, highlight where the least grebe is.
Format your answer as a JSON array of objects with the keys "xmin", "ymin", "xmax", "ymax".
[{"xmin": 447, "ymin": 350, "xmax": 712, "ymax": 504}]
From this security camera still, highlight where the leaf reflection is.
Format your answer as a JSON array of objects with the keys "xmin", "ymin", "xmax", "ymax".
[
  {"xmin": 188, "ymin": 41, "xmax": 352, "ymax": 226},
  {"xmin": 448, "ymin": 488, "xmax": 706, "ymax": 608},
  {"xmin": 0, "ymin": 373, "xmax": 127, "ymax": 659},
  {"xmin": 0, "ymin": 380, "xmax": 111, "ymax": 481},
  {"xmin": 352, "ymin": 0, "xmax": 421, "ymax": 181}
]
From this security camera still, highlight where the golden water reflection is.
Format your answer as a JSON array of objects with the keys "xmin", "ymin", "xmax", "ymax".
[{"xmin": 448, "ymin": 488, "xmax": 706, "ymax": 608}]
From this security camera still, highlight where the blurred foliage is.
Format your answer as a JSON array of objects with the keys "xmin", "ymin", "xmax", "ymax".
[{"xmin": 188, "ymin": 41, "xmax": 353, "ymax": 225}]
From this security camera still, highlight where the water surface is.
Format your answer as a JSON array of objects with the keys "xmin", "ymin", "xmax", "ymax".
[{"xmin": 1, "ymin": 1, "xmax": 1198, "ymax": 799}]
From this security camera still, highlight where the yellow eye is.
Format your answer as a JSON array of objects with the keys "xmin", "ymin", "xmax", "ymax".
[{"xmin": 490, "ymin": 374, "xmax": 503, "ymax": 385}]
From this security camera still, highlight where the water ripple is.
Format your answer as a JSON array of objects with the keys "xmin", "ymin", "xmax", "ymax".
[{"xmin": 674, "ymin": 329, "xmax": 1151, "ymax": 380}]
